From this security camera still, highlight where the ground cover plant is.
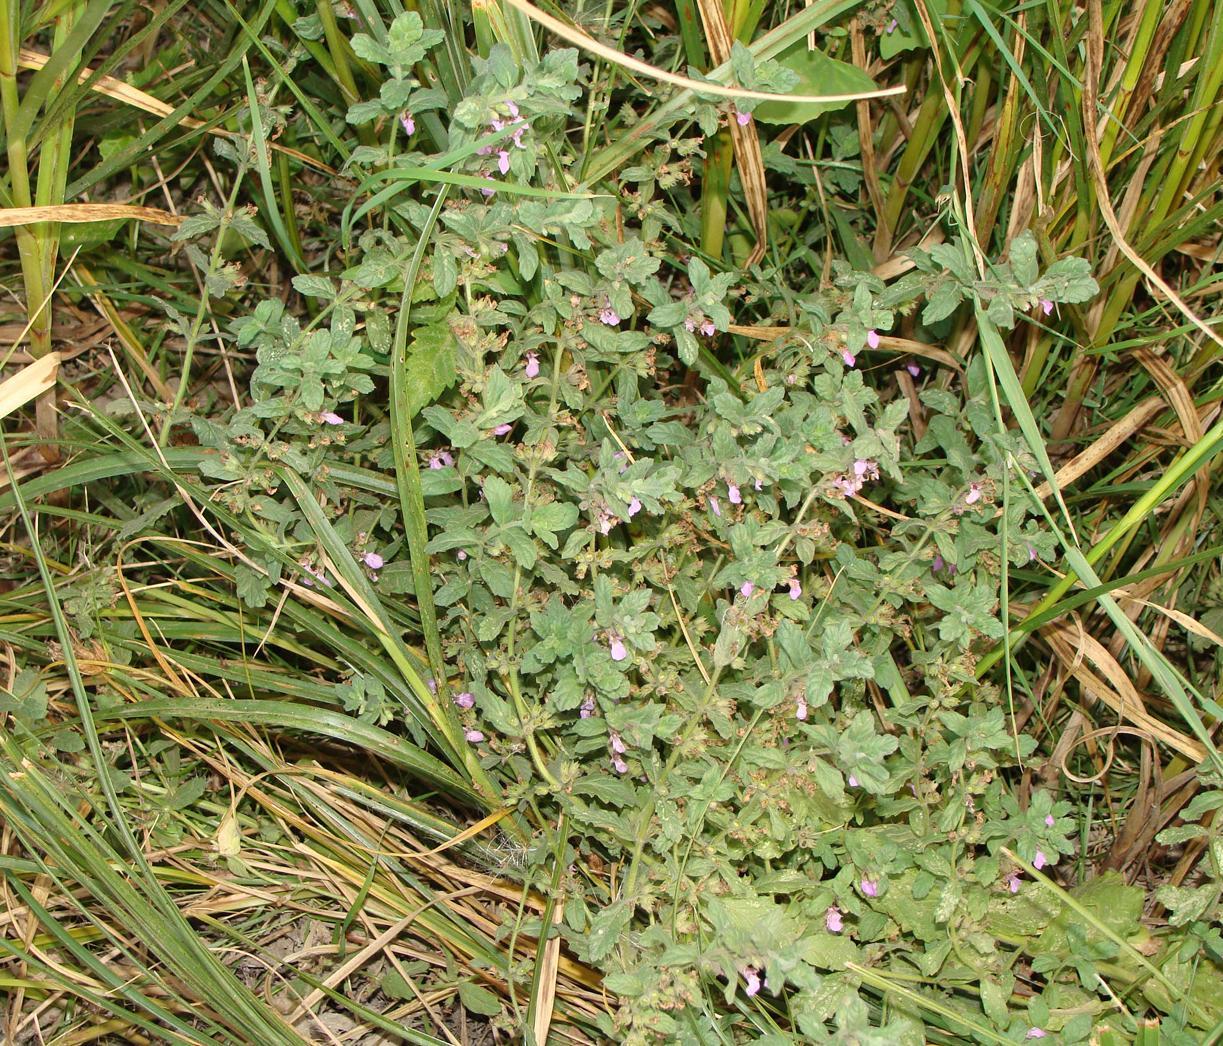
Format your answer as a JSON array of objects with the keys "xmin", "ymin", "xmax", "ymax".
[{"xmin": 1, "ymin": 0, "xmax": 1221, "ymax": 1041}]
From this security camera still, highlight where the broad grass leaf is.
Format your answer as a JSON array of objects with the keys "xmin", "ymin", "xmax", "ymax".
[{"xmin": 752, "ymin": 42, "xmax": 880, "ymax": 125}]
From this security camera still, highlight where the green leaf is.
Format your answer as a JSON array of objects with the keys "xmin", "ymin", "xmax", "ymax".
[
  {"xmin": 752, "ymin": 41, "xmax": 880, "ymax": 125},
  {"xmin": 457, "ymin": 981, "xmax": 502, "ymax": 1016}
]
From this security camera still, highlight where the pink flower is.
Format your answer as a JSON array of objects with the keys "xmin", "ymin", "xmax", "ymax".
[
  {"xmin": 465, "ymin": 729, "xmax": 485, "ymax": 743},
  {"xmin": 456, "ymin": 550, "xmax": 468, "ymax": 561},
  {"xmin": 627, "ymin": 496, "xmax": 642, "ymax": 517},
  {"xmin": 1045, "ymin": 814, "xmax": 1055, "ymax": 827},
  {"xmin": 740, "ymin": 581, "xmax": 754, "ymax": 598},
  {"xmin": 399, "ymin": 113, "xmax": 415, "ymax": 136},
  {"xmin": 841, "ymin": 349, "xmax": 856, "ymax": 367},
  {"xmin": 932, "ymin": 554, "xmax": 945, "ymax": 573},
  {"xmin": 848, "ymin": 774, "xmax": 859, "ymax": 788},
  {"xmin": 796, "ymin": 696, "xmax": 808, "ymax": 721},
  {"xmin": 709, "ymin": 496, "xmax": 721, "ymax": 517},
  {"xmin": 1033, "ymin": 850, "xmax": 1048, "ymax": 870},
  {"xmin": 1005, "ymin": 872, "xmax": 1021, "ymax": 894},
  {"xmin": 825, "ymin": 907, "xmax": 843, "ymax": 933},
  {"xmin": 427, "ymin": 450, "xmax": 454, "ymax": 469},
  {"xmin": 700, "ymin": 319, "xmax": 716, "ymax": 337},
  {"xmin": 860, "ymin": 879, "xmax": 879, "ymax": 898},
  {"xmin": 754, "ymin": 478, "xmax": 763, "ymax": 492},
  {"xmin": 609, "ymin": 636, "xmax": 628, "ymax": 662},
  {"xmin": 788, "ymin": 579, "xmax": 802, "ymax": 600},
  {"xmin": 1029, "ymin": 545, "xmax": 1038, "ymax": 561},
  {"xmin": 497, "ymin": 150, "xmax": 511, "ymax": 174},
  {"xmin": 454, "ymin": 691, "xmax": 475, "ymax": 709},
  {"xmin": 1026, "ymin": 1030, "xmax": 1047, "ymax": 1040},
  {"xmin": 524, "ymin": 352, "xmax": 540, "ymax": 379},
  {"xmin": 492, "ymin": 423, "xmax": 513, "ymax": 436},
  {"xmin": 728, "ymin": 484, "xmax": 742, "ymax": 505},
  {"xmin": 853, "ymin": 459, "xmax": 879, "ymax": 483},
  {"xmin": 684, "ymin": 317, "xmax": 697, "ymax": 332},
  {"xmin": 599, "ymin": 306, "xmax": 621, "ymax": 326},
  {"xmin": 612, "ymin": 756, "xmax": 628, "ymax": 774},
  {"xmin": 906, "ymin": 361, "xmax": 921, "ymax": 378},
  {"xmin": 480, "ymin": 179, "xmax": 496, "ymax": 197},
  {"xmin": 965, "ymin": 483, "xmax": 982, "ymax": 505},
  {"xmin": 866, "ymin": 329, "xmax": 881, "ymax": 349},
  {"xmin": 741, "ymin": 966, "xmax": 761, "ymax": 996},
  {"xmin": 610, "ymin": 731, "xmax": 627, "ymax": 755},
  {"xmin": 511, "ymin": 124, "xmax": 529, "ymax": 148},
  {"xmin": 505, "ymin": 99, "xmax": 520, "ymax": 119},
  {"xmin": 735, "ymin": 110, "xmax": 751, "ymax": 126},
  {"xmin": 321, "ymin": 411, "xmax": 345, "ymax": 426},
  {"xmin": 597, "ymin": 513, "xmax": 613, "ymax": 535},
  {"xmin": 579, "ymin": 694, "xmax": 596, "ymax": 719},
  {"xmin": 1040, "ymin": 299, "xmax": 1054, "ymax": 316},
  {"xmin": 885, "ymin": 17, "xmax": 898, "ymax": 32},
  {"xmin": 362, "ymin": 551, "xmax": 384, "ymax": 570}
]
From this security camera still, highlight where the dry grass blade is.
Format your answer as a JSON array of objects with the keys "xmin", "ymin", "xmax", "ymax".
[
  {"xmin": 0, "ymin": 203, "xmax": 183, "ymax": 228},
  {"xmin": 1131, "ymin": 347, "xmax": 1204, "ymax": 444},
  {"xmin": 1081, "ymin": 0, "xmax": 1223, "ymax": 351},
  {"xmin": 501, "ymin": 0, "xmax": 906, "ymax": 105},
  {"xmin": 0, "ymin": 353, "xmax": 58, "ymax": 419},
  {"xmin": 1042, "ymin": 620, "xmax": 1205, "ymax": 762}
]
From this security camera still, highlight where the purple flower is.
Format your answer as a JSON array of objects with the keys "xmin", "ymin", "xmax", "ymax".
[
  {"xmin": 505, "ymin": 99, "xmax": 520, "ymax": 119},
  {"xmin": 1029, "ymin": 545, "xmax": 1038, "ymax": 561},
  {"xmin": 427, "ymin": 450, "xmax": 454, "ymax": 469},
  {"xmin": 597, "ymin": 513, "xmax": 613, "ymax": 535},
  {"xmin": 609, "ymin": 731, "xmax": 627, "ymax": 755},
  {"xmin": 465, "ymin": 729, "xmax": 485, "ymax": 743},
  {"xmin": 788, "ymin": 579, "xmax": 802, "ymax": 600},
  {"xmin": 861, "ymin": 879, "xmax": 879, "ymax": 898},
  {"xmin": 454, "ymin": 691, "xmax": 475, "ymax": 709},
  {"xmin": 612, "ymin": 756, "xmax": 628, "ymax": 774},
  {"xmin": 825, "ymin": 906, "xmax": 843, "ymax": 933},
  {"xmin": 321, "ymin": 411, "xmax": 344, "ymax": 426},
  {"xmin": 848, "ymin": 774, "xmax": 859, "ymax": 788},
  {"xmin": 740, "ymin": 581, "xmax": 754, "ymax": 598},
  {"xmin": 362, "ymin": 551, "xmax": 384, "ymax": 570},
  {"xmin": 906, "ymin": 361, "xmax": 921, "ymax": 377},
  {"xmin": 741, "ymin": 966, "xmax": 761, "ymax": 996},
  {"xmin": 1045, "ymin": 814, "xmax": 1055, "ymax": 827},
  {"xmin": 727, "ymin": 483, "xmax": 742, "ymax": 505},
  {"xmin": 609, "ymin": 636, "xmax": 628, "ymax": 662},
  {"xmin": 627, "ymin": 496, "xmax": 642, "ymax": 517},
  {"xmin": 684, "ymin": 317, "xmax": 697, "ymax": 332},
  {"xmin": 932, "ymin": 554, "xmax": 945, "ymax": 573},
  {"xmin": 1026, "ymin": 1030, "xmax": 1047, "ymax": 1040},
  {"xmin": 456, "ymin": 550, "xmax": 468, "ymax": 561},
  {"xmin": 866, "ymin": 329, "xmax": 881, "ymax": 349},
  {"xmin": 965, "ymin": 482, "xmax": 983, "ymax": 505},
  {"xmin": 796, "ymin": 696, "xmax": 808, "ymax": 721},
  {"xmin": 524, "ymin": 352, "xmax": 540, "ymax": 379},
  {"xmin": 841, "ymin": 348, "xmax": 856, "ymax": 367},
  {"xmin": 735, "ymin": 110, "xmax": 751, "ymax": 126},
  {"xmin": 579, "ymin": 694, "xmax": 596, "ymax": 719},
  {"xmin": 480, "ymin": 179, "xmax": 496, "ymax": 197},
  {"xmin": 1005, "ymin": 872, "xmax": 1022, "ymax": 894},
  {"xmin": 492, "ymin": 423, "xmax": 513, "ymax": 436},
  {"xmin": 399, "ymin": 112, "xmax": 415, "ymax": 136},
  {"xmin": 1033, "ymin": 850, "xmax": 1048, "ymax": 870},
  {"xmin": 599, "ymin": 305, "xmax": 621, "ymax": 326},
  {"xmin": 1040, "ymin": 299, "xmax": 1054, "ymax": 316},
  {"xmin": 709, "ymin": 496, "xmax": 721, "ymax": 518},
  {"xmin": 754, "ymin": 478, "xmax": 764, "ymax": 491},
  {"xmin": 700, "ymin": 319, "xmax": 716, "ymax": 337},
  {"xmin": 885, "ymin": 17, "xmax": 898, "ymax": 32},
  {"xmin": 511, "ymin": 124, "xmax": 529, "ymax": 148},
  {"xmin": 497, "ymin": 149, "xmax": 511, "ymax": 175}
]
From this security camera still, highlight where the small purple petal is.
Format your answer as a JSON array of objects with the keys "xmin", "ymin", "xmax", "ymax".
[
  {"xmin": 609, "ymin": 731, "xmax": 627, "ymax": 755},
  {"xmin": 612, "ymin": 756, "xmax": 628, "ymax": 774},
  {"xmin": 454, "ymin": 691, "xmax": 475, "ymax": 708},
  {"xmin": 841, "ymin": 349, "xmax": 856, "ymax": 367},
  {"xmin": 492, "ymin": 423, "xmax": 513, "ymax": 436},
  {"xmin": 609, "ymin": 637, "xmax": 628, "ymax": 662},
  {"xmin": 1045, "ymin": 814, "xmax": 1055, "ymax": 827},
  {"xmin": 866, "ymin": 329, "xmax": 881, "ymax": 349},
  {"xmin": 1029, "ymin": 545, "xmax": 1038, "ymax": 562},
  {"xmin": 627, "ymin": 496, "xmax": 642, "ymax": 517},
  {"xmin": 1033, "ymin": 850, "xmax": 1048, "ymax": 870},
  {"xmin": 740, "ymin": 581, "xmax": 754, "ymax": 598},
  {"xmin": 754, "ymin": 478, "xmax": 763, "ymax": 492},
  {"xmin": 456, "ymin": 550, "xmax": 467, "ymax": 561},
  {"xmin": 965, "ymin": 483, "xmax": 982, "ymax": 505},
  {"xmin": 1026, "ymin": 1030, "xmax": 1047, "ymax": 1040},
  {"xmin": 362, "ymin": 551, "xmax": 384, "ymax": 570},
  {"xmin": 465, "ymin": 729, "xmax": 485, "ymax": 743},
  {"xmin": 735, "ymin": 110, "xmax": 751, "ymax": 126},
  {"xmin": 1006, "ymin": 873, "xmax": 1022, "ymax": 894},
  {"xmin": 1040, "ymin": 299, "xmax": 1054, "ymax": 316},
  {"xmin": 848, "ymin": 774, "xmax": 859, "ymax": 788},
  {"xmin": 684, "ymin": 317, "xmax": 696, "ymax": 332},
  {"xmin": 599, "ymin": 306, "xmax": 621, "ymax": 326},
  {"xmin": 861, "ymin": 879, "xmax": 879, "ymax": 898},
  {"xmin": 579, "ymin": 694, "xmax": 596, "ymax": 719},
  {"xmin": 497, "ymin": 150, "xmax": 511, "ymax": 175},
  {"xmin": 788, "ymin": 579, "xmax": 802, "ymax": 600},
  {"xmin": 727, "ymin": 483, "xmax": 741, "ymax": 505},
  {"xmin": 505, "ymin": 99, "xmax": 520, "ymax": 119},
  {"xmin": 597, "ymin": 513, "xmax": 613, "ymax": 536},
  {"xmin": 741, "ymin": 966, "xmax": 761, "ymax": 996},
  {"xmin": 524, "ymin": 352, "xmax": 540, "ymax": 379},
  {"xmin": 825, "ymin": 906, "xmax": 843, "ymax": 933},
  {"xmin": 906, "ymin": 361, "xmax": 921, "ymax": 378},
  {"xmin": 700, "ymin": 319, "xmax": 716, "ymax": 337},
  {"xmin": 321, "ymin": 412, "xmax": 344, "ymax": 425},
  {"xmin": 399, "ymin": 112, "xmax": 415, "ymax": 136},
  {"xmin": 709, "ymin": 496, "xmax": 721, "ymax": 518},
  {"xmin": 796, "ymin": 696, "xmax": 808, "ymax": 721},
  {"xmin": 932, "ymin": 554, "xmax": 945, "ymax": 573}
]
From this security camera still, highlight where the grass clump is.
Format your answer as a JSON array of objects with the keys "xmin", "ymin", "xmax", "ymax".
[{"xmin": 1, "ymin": 0, "xmax": 1222, "ymax": 1042}]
